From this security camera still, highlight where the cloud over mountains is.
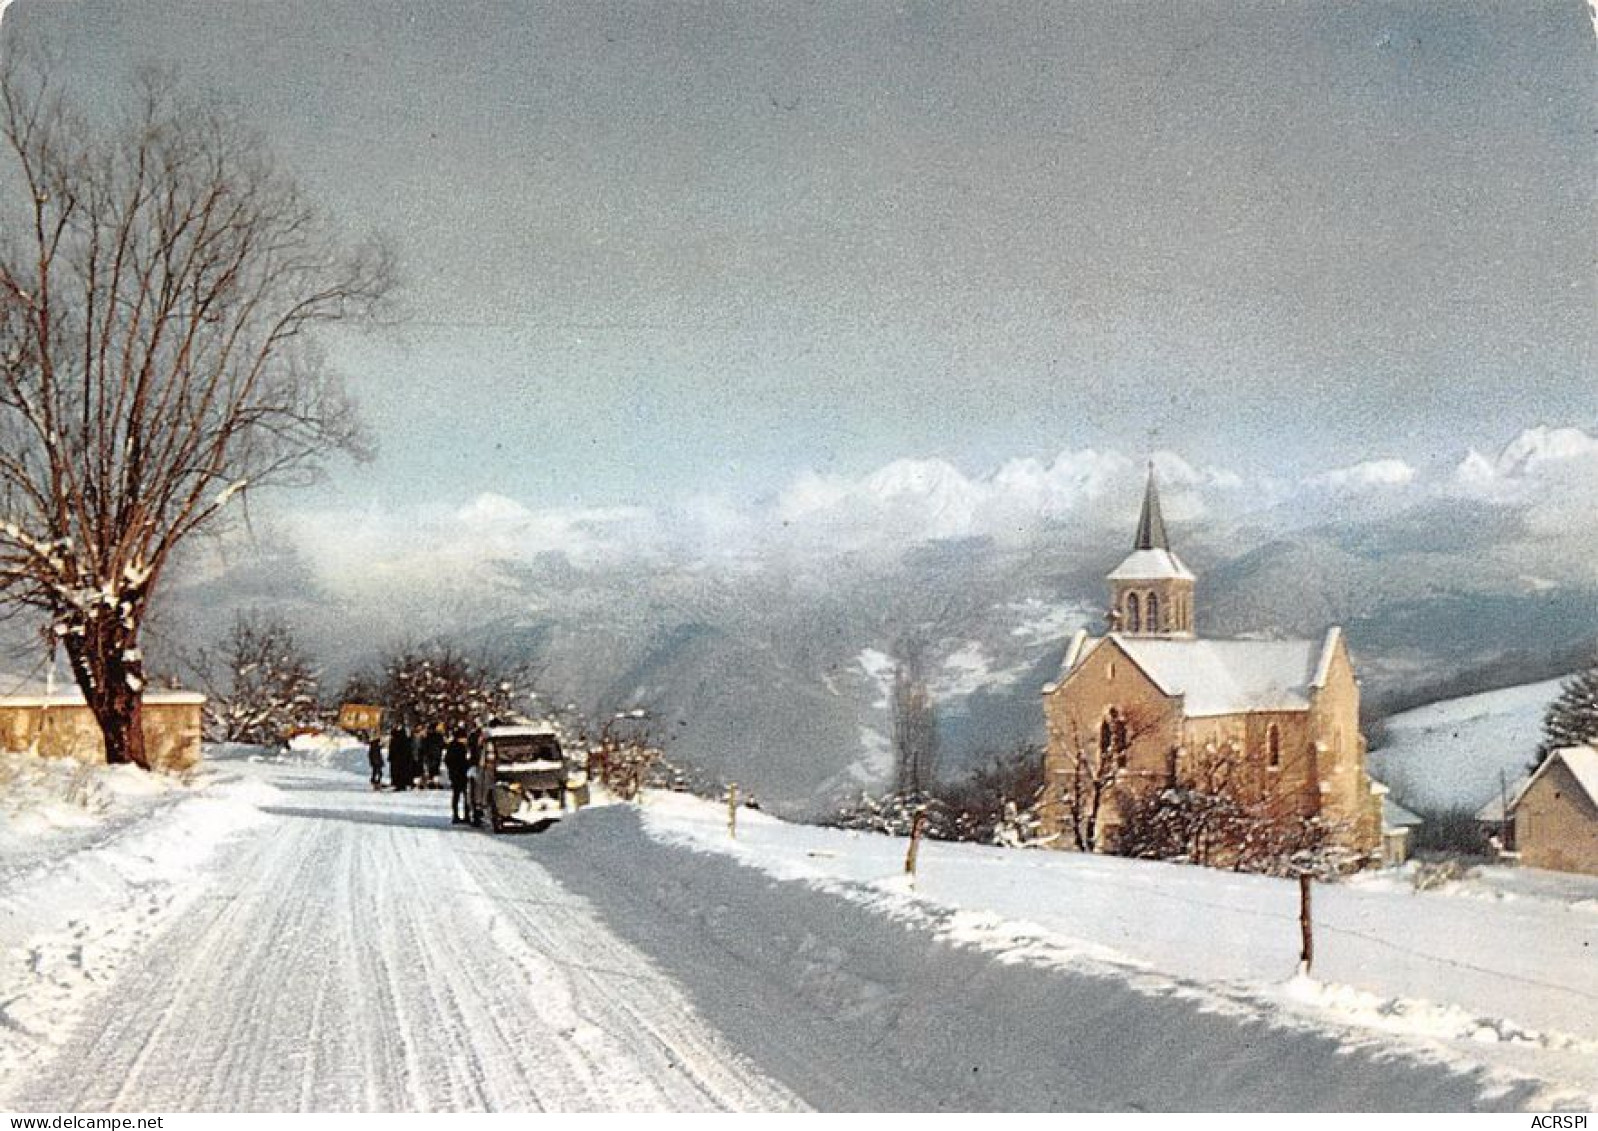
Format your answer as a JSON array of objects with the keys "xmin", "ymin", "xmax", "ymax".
[{"xmin": 277, "ymin": 424, "xmax": 1598, "ymax": 600}]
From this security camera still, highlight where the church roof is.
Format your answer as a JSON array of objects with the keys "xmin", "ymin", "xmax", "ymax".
[
  {"xmin": 1133, "ymin": 465, "xmax": 1170, "ymax": 551},
  {"xmin": 1076, "ymin": 632, "xmax": 1339, "ymax": 717},
  {"xmin": 1107, "ymin": 547, "xmax": 1195, "ymax": 581}
]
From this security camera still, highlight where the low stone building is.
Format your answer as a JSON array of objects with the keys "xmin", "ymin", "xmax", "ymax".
[
  {"xmin": 1039, "ymin": 469, "xmax": 1383, "ymax": 865},
  {"xmin": 1511, "ymin": 746, "xmax": 1598, "ymax": 875},
  {"xmin": 0, "ymin": 679, "xmax": 205, "ymax": 771},
  {"xmin": 1373, "ymin": 784, "xmax": 1422, "ymax": 867}
]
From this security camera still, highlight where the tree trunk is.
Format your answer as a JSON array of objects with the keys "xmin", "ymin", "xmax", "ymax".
[{"xmin": 63, "ymin": 619, "xmax": 149, "ymax": 769}]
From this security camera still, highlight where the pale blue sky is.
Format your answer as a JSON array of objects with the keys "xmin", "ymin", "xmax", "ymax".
[{"xmin": 6, "ymin": 0, "xmax": 1593, "ymax": 514}]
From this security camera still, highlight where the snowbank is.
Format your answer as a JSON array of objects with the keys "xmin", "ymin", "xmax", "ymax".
[
  {"xmin": 639, "ymin": 791, "xmax": 1598, "ymax": 1108},
  {"xmin": 285, "ymin": 729, "xmax": 370, "ymax": 771},
  {"xmin": 0, "ymin": 751, "xmax": 281, "ymax": 1101},
  {"xmin": 0, "ymin": 749, "xmax": 183, "ymax": 857}
]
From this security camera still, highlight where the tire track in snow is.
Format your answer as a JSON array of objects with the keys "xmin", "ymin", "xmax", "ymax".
[{"xmin": 13, "ymin": 765, "xmax": 802, "ymax": 1112}]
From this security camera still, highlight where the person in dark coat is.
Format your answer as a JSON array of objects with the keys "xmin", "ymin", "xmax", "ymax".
[
  {"xmin": 419, "ymin": 723, "xmax": 446, "ymax": 789},
  {"xmin": 388, "ymin": 724, "xmax": 414, "ymax": 791},
  {"xmin": 445, "ymin": 731, "xmax": 471, "ymax": 824},
  {"xmin": 367, "ymin": 734, "xmax": 384, "ymax": 789}
]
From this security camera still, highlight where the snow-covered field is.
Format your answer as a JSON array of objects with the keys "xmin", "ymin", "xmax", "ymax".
[
  {"xmin": 641, "ymin": 792, "xmax": 1598, "ymax": 1108},
  {"xmin": 1368, "ymin": 678, "xmax": 1564, "ymax": 812}
]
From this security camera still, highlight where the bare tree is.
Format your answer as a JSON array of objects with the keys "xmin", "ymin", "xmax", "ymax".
[
  {"xmin": 380, "ymin": 644, "xmax": 529, "ymax": 734},
  {"xmin": 200, "ymin": 610, "xmax": 319, "ymax": 746},
  {"xmin": 0, "ymin": 62, "xmax": 391, "ymax": 765},
  {"xmin": 1050, "ymin": 704, "xmax": 1162, "ymax": 852},
  {"xmin": 891, "ymin": 637, "xmax": 939, "ymax": 797}
]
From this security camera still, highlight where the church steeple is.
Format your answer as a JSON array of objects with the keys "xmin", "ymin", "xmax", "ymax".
[
  {"xmin": 1107, "ymin": 464, "xmax": 1196, "ymax": 637},
  {"xmin": 1133, "ymin": 464, "xmax": 1170, "ymax": 551}
]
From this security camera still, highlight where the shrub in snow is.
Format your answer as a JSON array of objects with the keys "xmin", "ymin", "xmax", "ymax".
[
  {"xmin": 827, "ymin": 791, "xmax": 949, "ymax": 838},
  {"xmin": 1410, "ymin": 858, "xmax": 1478, "ymax": 892},
  {"xmin": 1111, "ymin": 760, "xmax": 1366, "ymax": 879},
  {"xmin": 939, "ymin": 742, "xmax": 1047, "ymax": 846},
  {"xmin": 582, "ymin": 715, "xmax": 678, "ymax": 801}
]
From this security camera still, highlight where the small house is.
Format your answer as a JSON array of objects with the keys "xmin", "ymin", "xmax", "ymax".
[{"xmin": 1510, "ymin": 746, "xmax": 1598, "ymax": 876}]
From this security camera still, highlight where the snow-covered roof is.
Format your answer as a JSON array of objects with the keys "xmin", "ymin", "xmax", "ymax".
[
  {"xmin": 1512, "ymin": 745, "xmax": 1598, "ymax": 813},
  {"xmin": 1107, "ymin": 547, "xmax": 1195, "ymax": 582},
  {"xmin": 1382, "ymin": 796, "xmax": 1423, "ymax": 829},
  {"xmin": 485, "ymin": 722, "xmax": 558, "ymax": 739},
  {"xmin": 1086, "ymin": 633, "xmax": 1334, "ymax": 717},
  {"xmin": 1476, "ymin": 787, "xmax": 1522, "ymax": 824},
  {"xmin": 0, "ymin": 677, "xmax": 204, "ymax": 708}
]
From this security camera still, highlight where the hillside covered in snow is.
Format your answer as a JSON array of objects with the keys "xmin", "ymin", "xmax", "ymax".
[{"xmin": 1368, "ymin": 678, "xmax": 1564, "ymax": 813}]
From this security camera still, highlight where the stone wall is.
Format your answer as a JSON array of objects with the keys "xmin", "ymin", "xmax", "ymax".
[{"xmin": 0, "ymin": 697, "xmax": 204, "ymax": 771}]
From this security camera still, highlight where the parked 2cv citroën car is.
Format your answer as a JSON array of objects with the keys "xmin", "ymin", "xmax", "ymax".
[{"xmin": 468, "ymin": 721, "xmax": 589, "ymax": 833}]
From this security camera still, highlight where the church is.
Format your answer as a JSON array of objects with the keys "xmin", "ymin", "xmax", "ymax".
[{"xmin": 1039, "ymin": 469, "xmax": 1383, "ymax": 866}]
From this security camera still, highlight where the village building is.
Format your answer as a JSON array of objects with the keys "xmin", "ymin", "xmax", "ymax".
[
  {"xmin": 0, "ymin": 676, "xmax": 204, "ymax": 771},
  {"xmin": 1509, "ymin": 745, "xmax": 1598, "ymax": 876},
  {"xmin": 1039, "ymin": 469, "xmax": 1384, "ymax": 865}
]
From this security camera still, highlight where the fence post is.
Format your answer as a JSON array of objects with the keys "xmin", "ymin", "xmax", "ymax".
[
  {"xmin": 1298, "ymin": 872, "xmax": 1314, "ymax": 975},
  {"xmin": 904, "ymin": 808, "xmax": 927, "ymax": 880},
  {"xmin": 727, "ymin": 782, "xmax": 738, "ymax": 839}
]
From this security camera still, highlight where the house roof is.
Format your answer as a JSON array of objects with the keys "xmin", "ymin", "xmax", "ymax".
[
  {"xmin": 1382, "ymin": 795, "xmax": 1424, "ymax": 829},
  {"xmin": 1476, "ymin": 786, "xmax": 1522, "ymax": 823},
  {"xmin": 1512, "ymin": 745, "xmax": 1598, "ymax": 813},
  {"xmin": 1068, "ymin": 631, "xmax": 1337, "ymax": 717}
]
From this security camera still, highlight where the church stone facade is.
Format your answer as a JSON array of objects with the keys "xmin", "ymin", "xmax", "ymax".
[{"xmin": 1039, "ymin": 470, "xmax": 1383, "ymax": 863}]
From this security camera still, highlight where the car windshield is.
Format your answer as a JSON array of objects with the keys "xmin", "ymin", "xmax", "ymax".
[{"xmin": 491, "ymin": 735, "xmax": 561, "ymax": 767}]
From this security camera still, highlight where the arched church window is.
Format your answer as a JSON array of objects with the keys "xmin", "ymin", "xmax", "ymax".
[
  {"xmin": 1146, "ymin": 592, "xmax": 1160, "ymax": 633},
  {"xmin": 1099, "ymin": 718, "xmax": 1114, "ymax": 756},
  {"xmin": 1125, "ymin": 593, "xmax": 1140, "ymax": 633},
  {"xmin": 1267, "ymin": 723, "xmax": 1281, "ymax": 769}
]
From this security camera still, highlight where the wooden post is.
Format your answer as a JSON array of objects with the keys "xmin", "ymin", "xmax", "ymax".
[
  {"xmin": 1495, "ymin": 769, "xmax": 1508, "ymax": 856},
  {"xmin": 905, "ymin": 808, "xmax": 927, "ymax": 879},
  {"xmin": 1298, "ymin": 872, "xmax": 1314, "ymax": 975},
  {"xmin": 727, "ymin": 782, "xmax": 738, "ymax": 839}
]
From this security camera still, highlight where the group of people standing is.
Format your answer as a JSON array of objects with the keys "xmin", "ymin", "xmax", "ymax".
[{"xmin": 366, "ymin": 722, "xmax": 479, "ymax": 823}]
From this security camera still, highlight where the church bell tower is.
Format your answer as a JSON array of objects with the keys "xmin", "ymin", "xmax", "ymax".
[{"xmin": 1107, "ymin": 466, "xmax": 1196, "ymax": 637}]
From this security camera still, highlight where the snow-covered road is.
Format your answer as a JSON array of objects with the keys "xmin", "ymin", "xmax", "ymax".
[
  {"xmin": 6, "ymin": 759, "xmax": 800, "ymax": 1112},
  {"xmin": 1, "ymin": 755, "xmax": 1550, "ymax": 1111}
]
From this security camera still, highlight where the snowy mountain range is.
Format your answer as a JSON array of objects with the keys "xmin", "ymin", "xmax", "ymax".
[{"xmin": 129, "ymin": 425, "xmax": 1598, "ymax": 815}]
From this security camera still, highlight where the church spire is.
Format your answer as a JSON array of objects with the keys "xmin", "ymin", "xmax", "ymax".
[
  {"xmin": 1133, "ymin": 463, "xmax": 1169, "ymax": 551},
  {"xmin": 1108, "ymin": 464, "xmax": 1195, "ymax": 637}
]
